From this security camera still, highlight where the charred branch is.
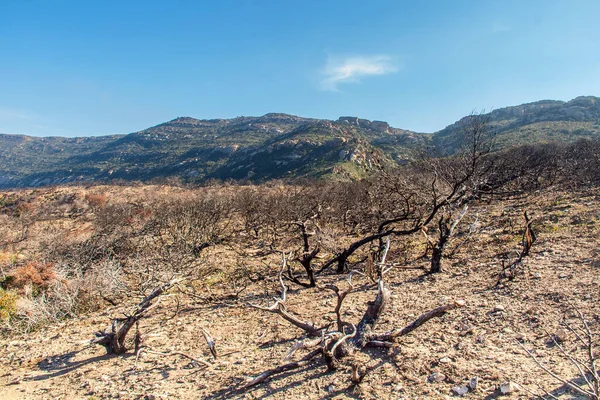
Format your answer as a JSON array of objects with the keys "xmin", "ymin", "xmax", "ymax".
[
  {"xmin": 497, "ymin": 211, "xmax": 537, "ymax": 285},
  {"xmin": 92, "ymin": 277, "xmax": 182, "ymax": 355},
  {"xmin": 249, "ymin": 254, "xmax": 324, "ymax": 335},
  {"xmin": 366, "ymin": 299, "xmax": 466, "ymax": 342}
]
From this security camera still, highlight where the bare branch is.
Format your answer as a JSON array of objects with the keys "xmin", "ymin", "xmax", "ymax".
[
  {"xmin": 249, "ymin": 254, "xmax": 324, "ymax": 335},
  {"xmin": 328, "ymin": 324, "xmax": 356, "ymax": 365},
  {"xmin": 368, "ymin": 299, "xmax": 466, "ymax": 342},
  {"xmin": 516, "ymin": 340, "xmax": 597, "ymax": 398},
  {"xmin": 284, "ymin": 334, "xmax": 325, "ymax": 362},
  {"xmin": 201, "ymin": 327, "xmax": 217, "ymax": 360},
  {"xmin": 243, "ymin": 348, "xmax": 321, "ymax": 388},
  {"xmin": 92, "ymin": 277, "xmax": 183, "ymax": 354}
]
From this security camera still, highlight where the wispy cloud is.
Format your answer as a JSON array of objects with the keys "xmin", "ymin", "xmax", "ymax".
[{"xmin": 320, "ymin": 55, "xmax": 398, "ymax": 91}]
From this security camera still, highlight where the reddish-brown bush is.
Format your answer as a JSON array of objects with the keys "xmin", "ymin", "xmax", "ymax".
[
  {"xmin": 8, "ymin": 262, "xmax": 56, "ymax": 292},
  {"xmin": 84, "ymin": 193, "xmax": 107, "ymax": 210}
]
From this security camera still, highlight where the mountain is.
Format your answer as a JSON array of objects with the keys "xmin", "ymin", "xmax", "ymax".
[
  {"xmin": 0, "ymin": 114, "xmax": 425, "ymax": 188},
  {"xmin": 433, "ymin": 96, "xmax": 600, "ymax": 154},
  {"xmin": 1, "ymin": 96, "xmax": 599, "ymax": 188}
]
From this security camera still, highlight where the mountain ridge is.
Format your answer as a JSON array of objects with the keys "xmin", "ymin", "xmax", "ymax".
[{"xmin": 1, "ymin": 96, "xmax": 599, "ymax": 188}]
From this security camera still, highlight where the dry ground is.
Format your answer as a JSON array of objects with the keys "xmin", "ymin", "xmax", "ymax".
[{"xmin": 0, "ymin": 185, "xmax": 599, "ymax": 399}]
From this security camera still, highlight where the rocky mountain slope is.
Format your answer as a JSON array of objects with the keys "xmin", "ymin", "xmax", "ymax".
[
  {"xmin": 1, "ymin": 96, "xmax": 599, "ymax": 188},
  {"xmin": 0, "ymin": 114, "xmax": 425, "ymax": 188}
]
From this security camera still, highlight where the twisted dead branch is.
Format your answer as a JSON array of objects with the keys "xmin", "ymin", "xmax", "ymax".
[
  {"xmin": 244, "ymin": 250, "xmax": 466, "ymax": 388},
  {"xmin": 248, "ymin": 253, "xmax": 324, "ymax": 335}
]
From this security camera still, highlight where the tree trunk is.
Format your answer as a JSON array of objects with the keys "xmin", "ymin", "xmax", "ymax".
[
  {"xmin": 300, "ymin": 257, "xmax": 316, "ymax": 287},
  {"xmin": 430, "ymin": 245, "xmax": 443, "ymax": 273},
  {"xmin": 429, "ymin": 216, "xmax": 451, "ymax": 274},
  {"xmin": 336, "ymin": 253, "xmax": 348, "ymax": 274}
]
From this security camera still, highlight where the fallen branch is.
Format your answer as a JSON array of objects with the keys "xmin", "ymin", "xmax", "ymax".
[
  {"xmin": 516, "ymin": 307, "xmax": 599, "ymax": 399},
  {"xmin": 244, "ymin": 348, "xmax": 322, "ymax": 388},
  {"xmin": 367, "ymin": 299, "xmax": 466, "ymax": 342},
  {"xmin": 201, "ymin": 327, "xmax": 217, "ymax": 360},
  {"xmin": 135, "ymin": 348, "xmax": 212, "ymax": 369},
  {"xmin": 92, "ymin": 277, "xmax": 182, "ymax": 354}
]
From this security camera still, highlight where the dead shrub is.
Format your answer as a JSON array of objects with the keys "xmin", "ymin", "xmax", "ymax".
[
  {"xmin": 85, "ymin": 193, "xmax": 107, "ymax": 210},
  {"xmin": 75, "ymin": 259, "xmax": 128, "ymax": 309},
  {"xmin": 5, "ymin": 260, "xmax": 127, "ymax": 332}
]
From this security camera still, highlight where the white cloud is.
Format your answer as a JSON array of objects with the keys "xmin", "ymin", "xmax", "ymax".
[{"xmin": 320, "ymin": 55, "xmax": 398, "ymax": 91}]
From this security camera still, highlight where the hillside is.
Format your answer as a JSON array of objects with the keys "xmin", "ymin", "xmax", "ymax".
[
  {"xmin": 433, "ymin": 96, "xmax": 600, "ymax": 154},
  {"xmin": 1, "ymin": 96, "xmax": 599, "ymax": 188}
]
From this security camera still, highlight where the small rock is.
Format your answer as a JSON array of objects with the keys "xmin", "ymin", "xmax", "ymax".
[
  {"xmin": 393, "ymin": 384, "xmax": 404, "ymax": 393},
  {"xmin": 493, "ymin": 304, "xmax": 505, "ymax": 312},
  {"xmin": 515, "ymin": 333, "xmax": 527, "ymax": 342},
  {"xmin": 439, "ymin": 357, "xmax": 452, "ymax": 364},
  {"xmin": 553, "ymin": 328, "xmax": 568, "ymax": 343},
  {"xmin": 500, "ymin": 381, "xmax": 519, "ymax": 394},
  {"xmin": 558, "ymin": 273, "xmax": 568, "ymax": 279},
  {"xmin": 469, "ymin": 376, "xmax": 479, "ymax": 390},
  {"xmin": 532, "ymin": 272, "xmax": 542, "ymax": 279},
  {"xmin": 456, "ymin": 341, "xmax": 467, "ymax": 350},
  {"xmin": 428, "ymin": 372, "xmax": 446, "ymax": 383},
  {"xmin": 7, "ymin": 378, "xmax": 22, "ymax": 386},
  {"xmin": 452, "ymin": 385, "xmax": 469, "ymax": 396}
]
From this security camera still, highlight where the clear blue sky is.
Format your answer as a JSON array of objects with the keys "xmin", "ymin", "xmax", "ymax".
[{"xmin": 1, "ymin": 0, "xmax": 599, "ymax": 137}]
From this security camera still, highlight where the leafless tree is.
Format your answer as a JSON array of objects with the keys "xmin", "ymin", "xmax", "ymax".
[
  {"xmin": 497, "ymin": 211, "xmax": 536, "ymax": 285},
  {"xmin": 314, "ymin": 111, "xmax": 497, "ymax": 275},
  {"xmin": 423, "ymin": 205, "xmax": 469, "ymax": 274}
]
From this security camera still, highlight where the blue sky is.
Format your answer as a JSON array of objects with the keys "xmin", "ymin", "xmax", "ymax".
[{"xmin": 1, "ymin": 0, "xmax": 599, "ymax": 137}]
